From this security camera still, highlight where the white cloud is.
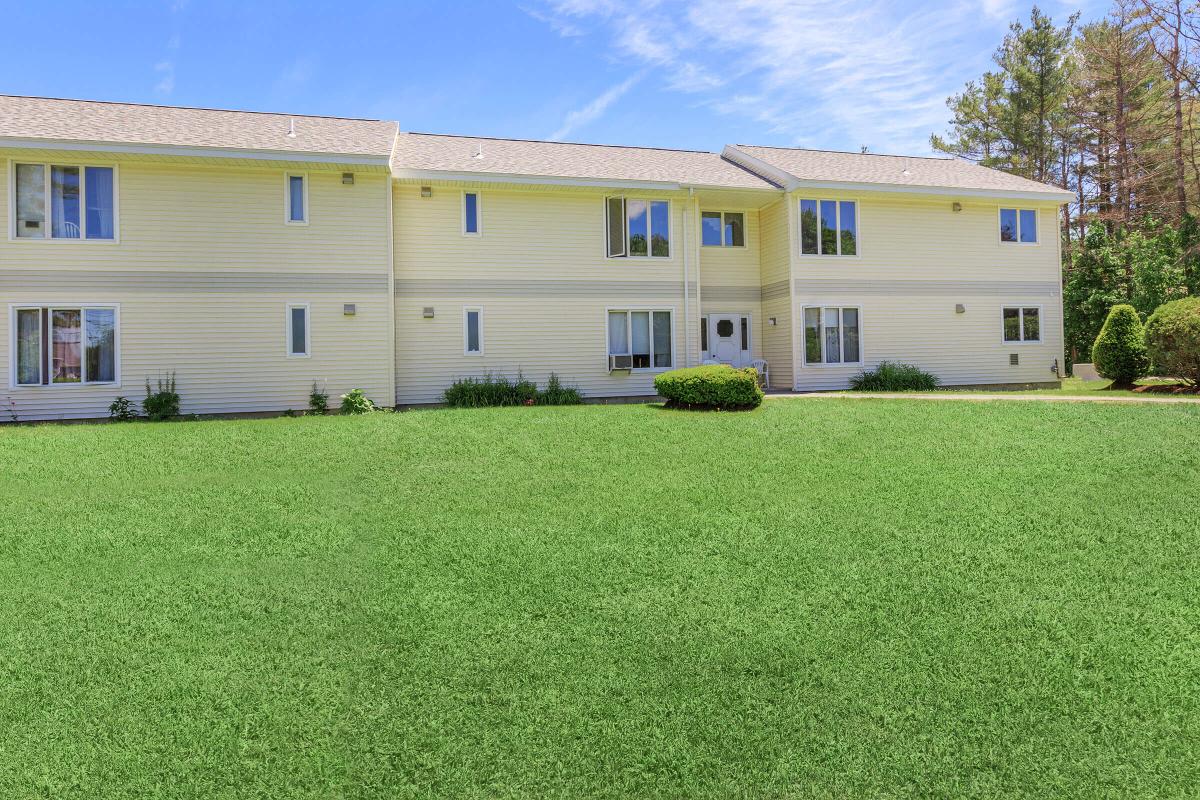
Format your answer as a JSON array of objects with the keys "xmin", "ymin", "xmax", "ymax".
[
  {"xmin": 549, "ymin": 73, "xmax": 642, "ymax": 140},
  {"xmin": 154, "ymin": 61, "xmax": 175, "ymax": 95}
]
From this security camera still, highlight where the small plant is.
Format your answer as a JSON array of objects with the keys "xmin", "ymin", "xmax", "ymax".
[
  {"xmin": 1092, "ymin": 304, "xmax": 1150, "ymax": 388},
  {"xmin": 444, "ymin": 372, "xmax": 581, "ymax": 407},
  {"xmin": 108, "ymin": 396, "xmax": 137, "ymax": 421},
  {"xmin": 340, "ymin": 388, "xmax": 375, "ymax": 415},
  {"xmin": 1144, "ymin": 297, "xmax": 1200, "ymax": 385},
  {"xmin": 309, "ymin": 381, "xmax": 329, "ymax": 415},
  {"xmin": 850, "ymin": 362, "xmax": 940, "ymax": 392},
  {"xmin": 143, "ymin": 372, "xmax": 181, "ymax": 421},
  {"xmin": 654, "ymin": 365, "xmax": 763, "ymax": 410},
  {"xmin": 282, "ymin": 408, "xmax": 297, "ymax": 418},
  {"xmin": 536, "ymin": 373, "xmax": 583, "ymax": 405},
  {"xmin": 5, "ymin": 397, "xmax": 17, "ymax": 423}
]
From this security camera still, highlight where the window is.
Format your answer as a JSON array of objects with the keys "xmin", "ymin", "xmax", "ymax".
[
  {"xmin": 286, "ymin": 304, "xmax": 309, "ymax": 356},
  {"xmin": 286, "ymin": 173, "xmax": 308, "ymax": 224},
  {"xmin": 701, "ymin": 211, "xmax": 745, "ymax": 247},
  {"xmin": 464, "ymin": 307, "xmax": 482, "ymax": 354},
  {"xmin": 799, "ymin": 199, "xmax": 856, "ymax": 256},
  {"xmin": 1000, "ymin": 208, "xmax": 1037, "ymax": 243},
  {"xmin": 605, "ymin": 198, "xmax": 670, "ymax": 258},
  {"xmin": 607, "ymin": 310, "xmax": 672, "ymax": 369},
  {"xmin": 803, "ymin": 306, "xmax": 861, "ymax": 364},
  {"xmin": 1002, "ymin": 306, "xmax": 1040, "ymax": 342},
  {"xmin": 12, "ymin": 306, "xmax": 117, "ymax": 385},
  {"xmin": 700, "ymin": 315, "xmax": 708, "ymax": 352},
  {"xmin": 463, "ymin": 192, "xmax": 480, "ymax": 235},
  {"xmin": 11, "ymin": 163, "xmax": 116, "ymax": 240}
]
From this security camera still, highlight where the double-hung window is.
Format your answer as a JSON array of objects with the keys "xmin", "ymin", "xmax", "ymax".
[
  {"xmin": 701, "ymin": 211, "xmax": 745, "ymax": 247},
  {"xmin": 607, "ymin": 310, "xmax": 672, "ymax": 369},
  {"xmin": 12, "ymin": 163, "xmax": 116, "ymax": 240},
  {"xmin": 799, "ymin": 199, "xmax": 856, "ymax": 256},
  {"xmin": 803, "ymin": 306, "xmax": 861, "ymax": 365},
  {"xmin": 285, "ymin": 173, "xmax": 308, "ymax": 224},
  {"xmin": 286, "ymin": 304, "xmax": 310, "ymax": 357},
  {"xmin": 463, "ymin": 192, "xmax": 481, "ymax": 235},
  {"xmin": 12, "ymin": 306, "xmax": 118, "ymax": 385},
  {"xmin": 1000, "ymin": 208, "xmax": 1037, "ymax": 243},
  {"xmin": 1002, "ymin": 307, "xmax": 1040, "ymax": 342},
  {"xmin": 606, "ymin": 198, "xmax": 670, "ymax": 258}
]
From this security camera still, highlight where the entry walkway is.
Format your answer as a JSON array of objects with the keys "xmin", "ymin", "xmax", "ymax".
[{"xmin": 768, "ymin": 391, "xmax": 1200, "ymax": 405}]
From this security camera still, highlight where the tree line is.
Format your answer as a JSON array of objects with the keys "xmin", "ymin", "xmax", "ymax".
[{"xmin": 930, "ymin": 0, "xmax": 1200, "ymax": 365}]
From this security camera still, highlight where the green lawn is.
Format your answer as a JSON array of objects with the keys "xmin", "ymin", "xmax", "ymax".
[{"xmin": 2, "ymin": 401, "xmax": 1198, "ymax": 798}]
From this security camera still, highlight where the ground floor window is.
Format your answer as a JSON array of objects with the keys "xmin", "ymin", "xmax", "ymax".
[
  {"xmin": 1003, "ymin": 306, "xmax": 1040, "ymax": 342},
  {"xmin": 286, "ymin": 304, "xmax": 309, "ymax": 356},
  {"xmin": 464, "ymin": 307, "xmax": 483, "ymax": 354},
  {"xmin": 608, "ymin": 309, "xmax": 672, "ymax": 369},
  {"xmin": 804, "ymin": 306, "xmax": 861, "ymax": 365},
  {"xmin": 13, "ymin": 305, "xmax": 118, "ymax": 385}
]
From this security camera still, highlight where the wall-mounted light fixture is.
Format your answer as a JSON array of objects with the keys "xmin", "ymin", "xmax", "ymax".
[
  {"xmin": 955, "ymin": 303, "xmax": 966, "ymax": 314},
  {"xmin": 952, "ymin": 202, "xmax": 963, "ymax": 213},
  {"xmin": 420, "ymin": 186, "xmax": 432, "ymax": 198},
  {"xmin": 422, "ymin": 307, "xmax": 435, "ymax": 318},
  {"xmin": 342, "ymin": 172, "xmax": 355, "ymax": 185},
  {"xmin": 768, "ymin": 317, "xmax": 777, "ymax": 326},
  {"xmin": 343, "ymin": 303, "xmax": 357, "ymax": 316}
]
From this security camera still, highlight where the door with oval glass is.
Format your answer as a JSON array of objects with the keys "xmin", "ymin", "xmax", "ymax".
[{"xmin": 705, "ymin": 313, "xmax": 751, "ymax": 367}]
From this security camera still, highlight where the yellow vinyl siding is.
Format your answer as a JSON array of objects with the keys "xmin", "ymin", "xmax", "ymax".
[
  {"xmin": 757, "ymin": 198, "xmax": 794, "ymax": 388},
  {"xmin": 697, "ymin": 207, "xmax": 764, "ymax": 364}
]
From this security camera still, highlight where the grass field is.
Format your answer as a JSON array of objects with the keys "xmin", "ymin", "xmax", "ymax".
[{"xmin": 2, "ymin": 400, "xmax": 1198, "ymax": 798}]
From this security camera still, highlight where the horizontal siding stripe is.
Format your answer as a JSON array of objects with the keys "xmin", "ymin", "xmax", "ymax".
[
  {"xmin": 701, "ymin": 285, "xmax": 762, "ymax": 303},
  {"xmin": 760, "ymin": 280, "xmax": 789, "ymax": 301},
  {"xmin": 1, "ymin": 269, "xmax": 389, "ymax": 293},
  {"xmin": 394, "ymin": 278, "xmax": 685, "ymax": 298},
  {"xmin": 796, "ymin": 278, "xmax": 1060, "ymax": 296}
]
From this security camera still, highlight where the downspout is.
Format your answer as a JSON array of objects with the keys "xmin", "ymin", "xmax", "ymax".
[
  {"xmin": 786, "ymin": 192, "xmax": 801, "ymax": 390},
  {"xmin": 694, "ymin": 192, "xmax": 704, "ymax": 361},
  {"xmin": 683, "ymin": 188, "xmax": 692, "ymax": 367},
  {"xmin": 386, "ymin": 129, "xmax": 399, "ymax": 408}
]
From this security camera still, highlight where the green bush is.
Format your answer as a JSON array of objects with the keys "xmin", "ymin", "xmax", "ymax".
[
  {"xmin": 309, "ymin": 381, "xmax": 329, "ymax": 415},
  {"xmin": 339, "ymin": 388, "xmax": 376, "ymax": 415},
  {"xmin": 143, "ymin": 373, "xmax": 180, "ymax": 421},
  {"xmin": 108, "ymin": 396, "xmax": 137, "ymax": 421},
  {"xmin": 1091, "ymin": 304, "xmax": 1150, "ymax": 387},
  {"xmin": 443, "ymin": 372, "xmax": 582, "ymax": 408},
  {"xmin": 535, "ymin": 373, "xmax": 583, "ymax": 405},
  {"xmin": 653, "ymin": 365, "xmax": 763, "ymax": 410},
  {"xmin": 1144, "ymin": 297, "xmax": 1200, "ymax": 385},
  {"xmin": 850, "ymin": 362, "xmax": 940, "ymax": 392}
]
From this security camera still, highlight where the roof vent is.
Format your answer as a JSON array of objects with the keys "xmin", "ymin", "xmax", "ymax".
[
  {"xmin": 473, "ymin": 143, "xmax": 484, "ymax": 160},
  {"xmin": 902, "ymin": 168, "xmax": 911, "ymax": 177},
  {"xmin": 287, "ymin": 118, "xmax": 296, "ymax": 138}
]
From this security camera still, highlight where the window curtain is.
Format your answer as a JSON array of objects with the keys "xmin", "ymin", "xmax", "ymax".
[
  {"xmin": 16, "ymin": 309, "xmax": 41, "ymax": 384},
  {"xmin": 652, "ymin": 311, "xmax": 671, "ymax": 367},
  {"xmin": 85, "ymin": 309, "xmax": 116, "ymax": 382},
  {"xmin": 85, "ymin": 167, "xmax": 115, "ymax": 239},
  {"xmin": 51, "ymin": 166, "xmax": 81, "ymax": 238},
  {"xmin": 607, "ymin": 312, "xmax": 628, "ymax": 354}
]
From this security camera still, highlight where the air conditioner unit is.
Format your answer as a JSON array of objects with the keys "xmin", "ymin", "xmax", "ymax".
[{"xmin": 608, "ymin": 354, "xmax": 633, "ymax": 371}]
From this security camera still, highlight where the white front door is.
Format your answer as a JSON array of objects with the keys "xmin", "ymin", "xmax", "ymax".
[{"xmin": 707, "ymin": 314, "xmax": 751, "ymax": 367}]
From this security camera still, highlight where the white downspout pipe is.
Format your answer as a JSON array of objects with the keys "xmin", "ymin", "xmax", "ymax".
[{"xmin": 683, "ymin": 188, "xmax": 693, "ymax": 367}]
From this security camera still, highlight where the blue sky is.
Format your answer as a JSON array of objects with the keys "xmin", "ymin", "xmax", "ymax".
[{"xmin": 5, "ymin": 0, "xmax": 1108, "ymax": 155}]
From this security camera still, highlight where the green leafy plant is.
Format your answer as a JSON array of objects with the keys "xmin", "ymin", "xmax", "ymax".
[
  {"xmin": 443, "ymin": 371, "xmax": 544, "ymax": 408},
  {"xmin": 143, "ymin": 373, "xmax": 180, "ymax": 421},
  {"xmin": 1143, "ymin": 297, "xmax": 1200, "ymax": 385},
  {"xmin": 535, "ymin": 373, "xmax": 583, "ymax": 406},
  {"xmin": 654, "ymin": 365, "xmax": 763, "ymax": 410},
  {"xmin": 339, "ymin": 388, "xmax": 375, "ymax": 415},
  {"xmin": 108, "ymin": 396, "xmax": 137, "ymax": 421},
  {"xmin": 309, "ymin": 381, "xmax": 329, "ymax": 415},
  {"xmin": 850, "ymin": 362, "xmax": 941, "ymax": 392},
  {"xmin": 1091, "ymin": 304, "xmax": 1150, "ymax": 388}
]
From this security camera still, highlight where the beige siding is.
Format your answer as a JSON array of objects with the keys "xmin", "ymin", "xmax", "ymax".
[
  {"xmin": 1, "ymin": 154, "xmax": 393, "ymax": 420},
  {"xmin": 758, "ymin": 198, "xmax": 794, "ymax": 388},
  {"xmin": 697, "ymin": 206, "xmax": 764, "ymax": 364}
]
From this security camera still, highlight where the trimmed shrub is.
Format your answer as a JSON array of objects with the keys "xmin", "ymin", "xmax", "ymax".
[
  {"xmin": 143, "ymin": 373, "xmax": 180, "ymax": 421},
  {"xmin": 339, "ymin": 388, "xmax": 375, "ymax": 415},
  {"xmin": 1091, "ymin": 304, "xmax": 1149, "ymax": 387},
  {"xmin": 536, "ymin": 373, "xmax": 583, "ymax": 406},
  {"xmin": 654, "ymin": 365, "xmax": 763, "ymax": 410},
  {"xmin": 850, "ymin": 362, "xmax": 940, "ymax": 392},
  {"xmin": 1144, "ymin": 297, "xmax": 1200, "ymax": 385}
]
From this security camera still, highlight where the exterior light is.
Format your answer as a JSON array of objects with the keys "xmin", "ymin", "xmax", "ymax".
[
  {"xmin": 420, "ymin": 186, "xmax": 432, "ymax": 198},
  {"xmin": 423, "ymin": 307, "xmax": 435, "ymax": 318},
  {"xmin": 342, "ymin": 172, "xmax": 355, "ymax": 185}
]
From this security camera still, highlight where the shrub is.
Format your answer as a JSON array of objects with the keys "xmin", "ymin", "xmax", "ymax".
[
  {"xmin": 654, "ymin": 365, "xmax": 763, "ymax": 410},
  {"xmin": 1144, "ymin": 297, "xmax": 1200, "ymax": 385},
  {"xmin": 309, "ymin": 381, "xmax": 329, "ymax": 415},
  {"xmin": 535, "ymin": 373, "xmax": 583, "ymax": 406},
  {"xmin": 1091, "ymin": 304, "xmax": 1150, "ymax": 388},
  {"xmin": 850, "ymin": 362, "xmax": 940, "ymax": 392},
  {"xmin": 143, "ymin": 373, "xmax": 180, "ymax": 421},
  {"xmin": 108, "ymin": 396, "xmax": 137, "ymax": 421},
  {"xmin": 443, "ymin": 371, "xmax": 539, "ymax": 407},
  {"xmin": 340, "ymin": 388, "xmax": 375, "ymax": 415}
]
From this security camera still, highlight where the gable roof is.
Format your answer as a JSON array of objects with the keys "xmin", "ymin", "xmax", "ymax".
[
  {"xmin": 725, "ymin": 144, "xmax": 1073, "ymax": 201},
  {"xmin": 391, "ymin": 131, "xmax": 779, "ymax": 190},
  {"xmin": 0, "ymin": 95, "xmax": 397, "ymax": 162}
]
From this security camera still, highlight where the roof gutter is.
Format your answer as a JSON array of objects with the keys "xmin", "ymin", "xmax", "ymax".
[{"xmin": 0, "ymin": 136, "xmax": 392, "ymax": 166}]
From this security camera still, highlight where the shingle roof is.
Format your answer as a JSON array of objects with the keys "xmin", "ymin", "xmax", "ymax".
[
  {"xmin": 728, "ymin": 144, "xmax": 1072, "ymax": 198},
  {"xmin": 0, "ymin": 95, "xmax": 397, "ymax": 159},
  {"xmin": 391, "ymin": 132, "xmax": 779, "ymax": 189}
]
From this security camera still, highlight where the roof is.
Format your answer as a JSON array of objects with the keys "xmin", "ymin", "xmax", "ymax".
[
  {"xmin": 391, "ymin": 132, "xmax": 779, "ymax": 190},
  {"xmin": 0, "ymin": 95, "xmax": 397, "ymax": 160},
  {"xmin": 727, "ymin": 144, "xmax": 1073, "ymax": 200}
]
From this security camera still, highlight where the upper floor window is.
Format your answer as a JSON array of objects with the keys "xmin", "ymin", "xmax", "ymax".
[
  {"xmin": 803, "ymin": 306, "xmax": 861, "ymax": 365},
  {"xmin": 701, "ymin": 211, "xmax": 745, "ymax": 247},
  {"xmin": 799, "ymin": 199, "xmax": 856, "ymax": 256},
  {"xmin": 463, "ymin": 192, "xmax": 481, "ymax": 235},
  {"xmin": 12, "ymin": 163, "xmax": 116, "ymax": 240},
  {"xmin": 606, "ymin": 197, "xmax": 670, "ymax": 258},
  {"xmin": 286, "ymin": 173, "xmax": 308, "ymax": 224},
  {"xmin": 1003, "ymin": 306, "xmax": 1040, "ymax": 342},
  {"xmin": 1000, "ymin": 208, "xmax": 1037, "ymax": 243},
  {"xmin": 12, "ymin": 306, "xmax": 118, "ymax": 385}
]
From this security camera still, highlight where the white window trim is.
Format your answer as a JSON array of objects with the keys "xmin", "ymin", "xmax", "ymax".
[
  {"xmin": 462, "ymin": 191, "xmax": 482, "ymax": 237},
  {"xmin": 8, "ymin": 303, "xmax": 122, "ymax": 388},
  {"xmin": 463, "ymin": 306, "xmax": 484, "ymax": 355},
  {"xmin": 286, "ymin": 303, "xmax": 311, "ymax": 357},
  {"xmin": 7, "ymin": 160, "xmax": 121, "ymax": 243},
  {"xmin": 802, "ymin": 304, "xmax": 864, "ymax": 367},
  {"xmin": 1001, "ymin": 304, "xmax": 1043, "ymax": 344},
  {"xmin": 605, "ymin": 306, "xmax": 676, "ymax": 372},
  {"xmin": 998, "ymin": 207, "xmax": 1039, "ymax": 245},
  {"xmin": 604, "ymin": 197, "xmax": 673, "ymax": 260},
  {"xmin": 700, "ymin": 211, "xmax": 748, "ymax": 248},
  {"xmin": 284, "ymin": 172, "xmax": 309, "ymax": 226},
  {"xmin": 797, "ymin": 197, "xmax": 861, "ymax": 258}
]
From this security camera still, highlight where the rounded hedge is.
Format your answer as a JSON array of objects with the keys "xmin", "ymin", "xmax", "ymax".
[
  {"xmin": 654, "ymin": 365, "xmax": 763, "ymax": 410},
  {"xmin": 1144, "ymin": 297, "xmax": 1200, "ymax": 385},
  {"xmin": 1092, "ymin": 304, "xmax": 1149, "ymax": 387}
]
